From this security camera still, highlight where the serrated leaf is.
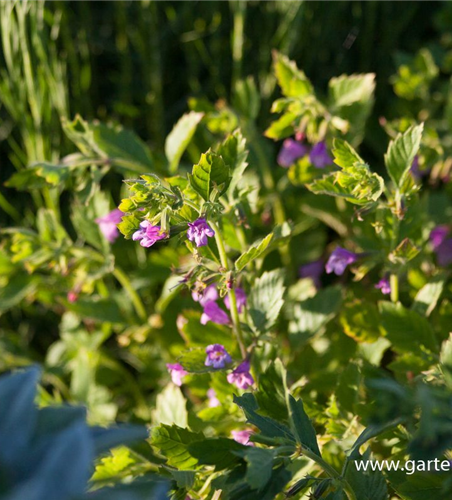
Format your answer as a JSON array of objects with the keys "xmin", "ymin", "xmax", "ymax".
[
  {"xmin": 217, "ymin": 130, "xmax": 249, "ymax": 198},
  {"xmin": 188, "ymin": 150, "xmax": 230, "ymax": 201},
  {"xmin": 340, "ymin": 300, "xmax": 383, "ymax": 343},
  {"xmin": 150, "ymin": 424, "xmax": 202, "ymax": 469},
  {"xmin": 388, "ymin": 238, "xmax": 419, "ymax": 265},
  {"xmin": 240, "ymin": 447, "xmax": 275, "ymax": 490},
  {"xmin": 345, "ymin": 449, "xmax": 388, "ymax": 500},
  {"xmin": 189, "ymin": 438, "xmax": 246, "ymax": 470},
  {"xmin": 288, "ymin": 396, "xmax": 321, "ymax": 457},
  {"xmin": 329, "ymin": 74, "xmax": 376, "ymax": 108},
  {"xmin": 384, "ymin": 123, "xmax": 423, "ymax": 187},
  {"xmin": 234, "ymin": 393, "xmax": 295, "ymax": 442},
  {"xmin": 379, "ymin": 301, "xmax": 437, "ymax": 354},
  {"xmin": 248, "ymin": 269, "xmax": 285, "ymax": 335},
  {"xmin": 307, "ymin": 164, "xmax": 384, "ymax": 205},
  {"xmin": 235, "ymin": 233, "xmax": 274, "ymax": 271},
  {"xmin": 348, "ymin": 419, "xmax": 403, "ymax": 460},
  {"xmin": 332, "ymin": 139, "xmax": 364, "ymax": 168},
  {"xmin": 289, "ymin": 286, "xmax": 342, "ymax": 342},
  {"xmin": 165, "ymin": 111, "xmax": 204, "ymax": 173},
  {"xmin": 273, "ymin": 51, "xmax": 313, "ymax": 98}
]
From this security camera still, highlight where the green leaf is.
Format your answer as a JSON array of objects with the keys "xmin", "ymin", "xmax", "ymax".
[
  {"xmin": 440, "ymin": 334, "xmax": 452, "ymax": 388},
  {"xmin": 248, "ymin": 269, "xmax": 285, "ymax": 335},
  {"xmin": 117, "ymin": 214, "xmax": 141, "ymax": 239},
  {"xmin": 235, "ymin": 233, "xmax": 274, "ymax": 272},
  {"xmin": 241, "ymin": 447, "xmax": 275, "ymax": 490},
  {"xmin": 0, "ymin": 273, "xmax": 37, "ymax": 313},
  {"xmin": 273, "ymin": 51, "xmax": 313, "ymax": 98},
  {"xmin": 379, "ymin": 301, "xmax": 437, "ymax": 354},
  {"xmin": 264, "ymin": 112, "xmax": 297, "ymax": 140},
  {"xmin": 163, "ymin": 467, "xmax": 195, "ymax": 489},
  {"xmin": 189, "ymin": 438, "xmax": 246, "ymax": 470},
  {"xmin": 188, "ymin": 150, "xmax": 231, "ymax": 201},
  {"xmin": 412, "ymin": 276, "xmax": 444, "ymax": 317},
  {"xmin": 384, "ymin": 123, "xmax": 423, "ymax": 187},
  {"xmin": 332, "ymin": 139, "xmax": 364, "ymax": 168},
  {"xmin": 5, "ymin": 163, "xmax": 71, "ymax": 190},
  {"xmin": 234, "ymin": 393, "xmax": 295, "ymax": 442},
  {"xmin": 217, "ymin": 130, "xmax": 249, "ymax": 198},
  {"xmin": 92, "ymin": 447, "xmax": 135, "ymax": 481},
  {"xmin": 289, "ymin": 286, "xmax": 342, "ymax": 342},
  {"xmin": 255, "ymin": 362, "xmax": 288, "ymax": 421},
  {"xmin": 329, "ymin": 73, "xmax": 375, "ymax": 108},
  {"xmin": 288, "ymin": 396, "xmax": 321, "ymax": 456},
  {"xmin": 345, "ymin": 449, "xmax": 388, "ymax": 500},
  {"xmin": 165, "ymin": 111, "xmax": 204, "ymax": 173},
  {"xmin": 66, "ymin": 297, "xmax": 125, "ymax": 324},
  {"xmin": 388, "ymin": 238, "xmax": 420, "ymax": 265},
  {"xmin": 340, "ymin": 300, "xmax": 383, "ymax": 343},
  {"xmin": 177, "ymin": 347, "xmax": 230, "ymax": 373},
  {"xmin": 150, "ymin": 424, "xmax": 202, "ymax": 469},
  {"xmin": 307, "ymin": 163, "xmax": 384, "ymax": 205},
  {"xmin": 387, "ymin": 470, "xmax": 444, "ymax": 500},
  {"xmin": 153, "ymin": 385, "xmax": 187, "ymax": 428}
]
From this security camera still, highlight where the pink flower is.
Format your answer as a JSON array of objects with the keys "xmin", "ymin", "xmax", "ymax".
[
  {"xmin": 95, "ymin": 209, "xmax": 123, "ymax": 243},
  {"xmin": 192, "ymin": 284, "xmax": 219, "ymax": 306},
  {"xmin": 207, "ymin": 388, "xmax": 220, "ymax": 408},
  {"xmin": 166, "ymin": 363, "xmax": 188, "ymax": 386},
  {"xmin": 187, "ymin": 218, "xmax": 215, "ymax": 247},
  {"xmin": 67, "ymin": 291, "xmax": 78, "ymax": 303},
  {"xmin": 277, "ymin": 139, "xmax": 308, "ymax": 168},
  {"xmin": 375, "ymin": 277, "xmax": 391, "ymax": 295},
  {"xmin": 224, "ymin": 288, "xmax": 247, "ymax": 313},
  {"xmin": 231, "ymin": 429, "xmax": 254, "ymax": 446},
  {"xmin": 201, "ymin": 301, "xmax": 230, "ymax": 325},
  {"xmin": 227, "ymin": 360, "xmax": 254, "ymax": 390},
  {"xmin": 132, "ymin": 221, "xmax": 166, "ymax": 248},
  {"xmin": 205, "ymin": 344, "xmax": 232, "ymax": 369},
  {"xmin": 325, "ymin": 247, "xmax": 359, "ymax": 276},
  {"xmin": 309, "ymin": 141, "xmax": 332, "ymax": 168}
]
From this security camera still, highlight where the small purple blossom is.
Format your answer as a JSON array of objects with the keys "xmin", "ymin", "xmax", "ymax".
[
  {"xmin": 375, "ymin": 277, "xmax": 391, "ymax": 295},
  {"xmin": 192, "ymin": 284, "xmax": 219, "ymax": 306},
  {"xmin": 224, "ymin": 288, "xmax": 247, "ymax": 313},
  {"xmin": 207, "ymin": 388, "xmax": 220, "ymax": 408},
  {"xmin": 166, "ymin": 363, "xmax": 188, "ymax": 386},
  {"xmin": 227, "ymin": 360, "xmax": 254, "ymax": 390},
  {"xmin": 231, "ymin": 430, "xmax": 254, "ymax": 446},
  {"xmin": 132, "ymin": 221, "xmax": 166, "ymax": 247},
  {"xmin": 205, "ymin": 344, "xmax": 232, "ymax": 369},
  {"xmin": 299, "ymin": 259, "xmax": 324, "ymax": 288},
  {"xmin": 309, "ymin": 141, "xmax": 332, "ymax": 168},
  {"xmin": 277, "ymin": 139, "xmax": 308, "ymax": 168},
  {"xmin": 430, "ymin": 226, "xmax": 452, "ymax": 266},
  {"xmin": 187, "ymin": 218, "xmax": 215, "ymax": 247},
  {"xmin": 201, "ymin": 301, "xmax": 230, "ymax": 325},
  {"xmin": 325, "ymin": 247, "xmax": 359, "ymax": 276},
  {"xmin": 95, "ymin": 209, "xmax": 123, "ymax": 243}
]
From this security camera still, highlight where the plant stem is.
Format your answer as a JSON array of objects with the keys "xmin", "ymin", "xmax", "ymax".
[
  {"xmin": 390, "ymin": 273, "xmax": 399, "ymax": 303},
  {"xmin": 298, "ymin": 446, "xmax": 357, "ymax": 500},
  {"xmin": 209, "ymin": 219, "xmax": 247, "ymax": 358},
  {"xmin": 113, "ymin": 267, "xmax": 147, "ymax": 322}
]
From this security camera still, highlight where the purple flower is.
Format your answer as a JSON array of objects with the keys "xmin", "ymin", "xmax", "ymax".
[
  {"xmin": 277, "ymin": 139, "xmax": 308, "ymax": 168},
  {"xmin": 299, "ymin": 259, "xmax": 323, "ymax": 288},
  {"xmin": 132, "ymin": 221, "xmax": 166, "ymax": 247},
  {"xmin": 166, "ymin": 363, "xmax": 188, "ymax": 386},
  {"xmin": 224, "ymin": 288, "xmax": 247, "ymax": 313},
  {"xmin": 375, "ymin": 277, "xmax": 391, "ymax": 295},
  {"xmin": 430, "ymin": 226, "xmax": 449, "ymax": 249},
  {"xmin": 192, "ymin": 284, "xmax": 219, "ymax": 306},
  {"xmin": 231, "ymin": 430, "xmax": 254, "ymax": 446},
  {"xmin": 430, "ymin": 226, "xmax": 452, "ymax": 266},
  {"xmin": 95, "ymin": 209, "xmax": 123, "ymax": 243},
  {"xmin": 201, "ymin": 301, "xmax": 230, "ymax": 325},
  {"xmin": 187, "ymin": 218, "xmax": 215, "ymax": 247},
  {"xmin": 309, "ymin": 141, "xmax": 332, "ymax": 168},
  {"xmin": 227, "ymin": 360, "xmax": 254, "ymax": 390},
  {"xmin": 325, "ymin": 247, "xmax": 359, "ymax": 276},
  {"xmin": 207, "ymin": 388, "xmax": 220, "ymax": 408},
  {"xmin": 411, "ymin": 155, "xmax": 430, "ymax": 180},
  {"xmin": 205, "ymin": 344, "xmax": 232, "ymax": 369}
]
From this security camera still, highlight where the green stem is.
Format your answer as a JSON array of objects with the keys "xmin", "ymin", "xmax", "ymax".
[
  {"xmin": 209, "ymin": 219, "xmax": 247, "ymax": 358},
  {"xmin": 298, "ymin": 446, "xmax": 357, "ymax": 500},
  {"xmin": 113, "ymin": 267, "xmax": 147, "ymax": 322},
  {"xmin": 231, "ymin": 0, "xmax": 246, "ymax": 90},
  {"xmin": 390, "ymin": 273, "xmax": 399, "ymax": 303}
]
